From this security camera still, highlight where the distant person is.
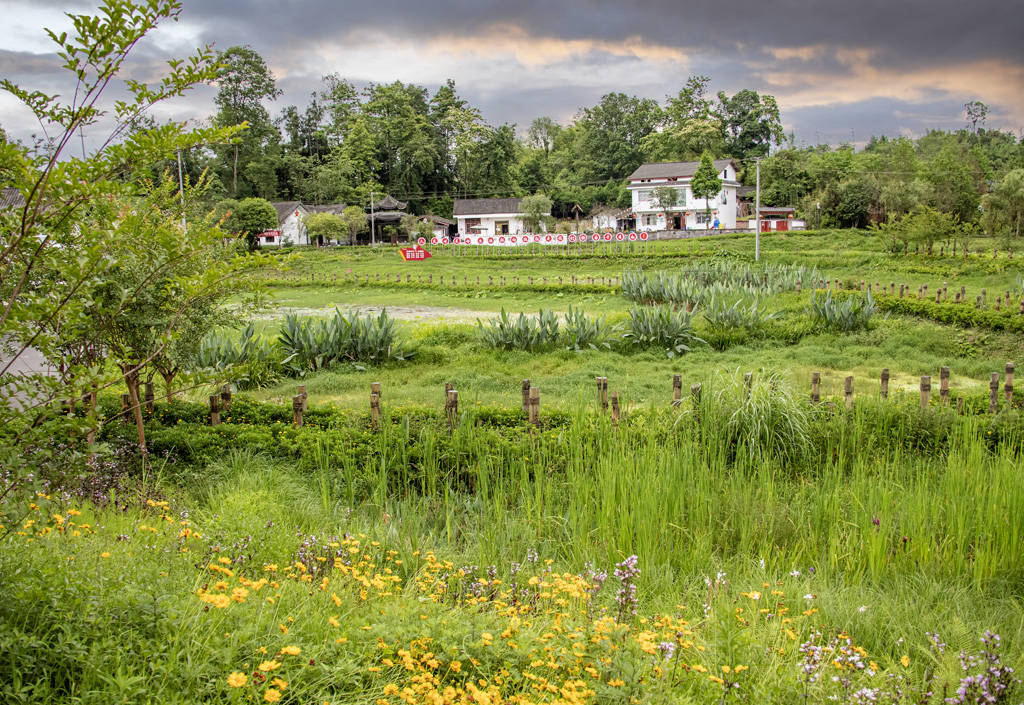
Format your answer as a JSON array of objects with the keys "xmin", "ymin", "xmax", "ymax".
[{"xmin": 712, "ymin": 217, "xmax": 720, "ymax": 229}]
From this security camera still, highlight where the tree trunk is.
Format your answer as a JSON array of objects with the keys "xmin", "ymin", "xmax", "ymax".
[
  {"xmin": 232, "ymin": 144, "xmax": 238, "ymax": 196},
  {"xmin": 160, "ymin": 367, "xmax": 177, "ymax": 403},
  {"xmin": 122, "ymin": 366, "xmax": 148, "ymax": 461}
]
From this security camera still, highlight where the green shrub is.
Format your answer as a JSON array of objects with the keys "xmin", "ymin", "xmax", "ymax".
[
  {"xmin": 874, "ymin": 295, "xmax": 1024, "ymax": 333},
  {"xmin": 806, "ymin": 290, "xmax": 878, "ymax": 331},
  {"xmin": 278, "ymin": 309, "xmax": 411, "ymax": 374},
  {"xmin": 561, "ymin": 306, "xmax": 621, "ymax": 351},
  {"xmin": 475, "ymin": 309, "xmax": 561, "ymax": 351},
  {"xmin": 624, "ymin": 306, "xmax": 703, "ymax": 357}
]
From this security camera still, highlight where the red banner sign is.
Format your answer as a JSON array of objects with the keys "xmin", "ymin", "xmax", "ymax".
[{"xmin": 399, "ymin": 247, "xmax": 432, "ymax": 261}]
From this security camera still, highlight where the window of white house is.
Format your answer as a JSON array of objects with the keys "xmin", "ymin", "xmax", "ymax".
[
  {"xmin": 720, "ymin": 191, "xmax": 727, "ymax": 204},
  {"xmin": 638, "ymin": 190, "xmax": 651, "ymax": 202},
  {"xmin": 643, "ymin": 214, "xmax": 659, "ymax": 227},
  {"xmin": 696, "ymin": 211, "xmax": 711, "ymax": 224}
]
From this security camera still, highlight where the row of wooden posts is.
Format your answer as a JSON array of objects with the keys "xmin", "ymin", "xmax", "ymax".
[
  {"xmin": 191, "ymin": 362, "xmax": 1016, "ymax": 429},
  {"xmin": 833, "ymin": 278, "xmax": 1024, "ymax": 312}
]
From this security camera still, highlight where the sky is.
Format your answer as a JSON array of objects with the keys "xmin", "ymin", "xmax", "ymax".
[{"xmin": 1, "ymin": 0, "xmax": 1022, "ymax": 150}]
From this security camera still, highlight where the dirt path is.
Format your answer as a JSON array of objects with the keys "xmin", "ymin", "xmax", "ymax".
[{"xmin": 255, "ymin": 304, "xmax": 517, "ymax": 323}]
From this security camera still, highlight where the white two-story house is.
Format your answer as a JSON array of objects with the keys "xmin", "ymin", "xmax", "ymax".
[{"xmin": 627, "ymin": 159, "xmax": 740, "ymax": 231}]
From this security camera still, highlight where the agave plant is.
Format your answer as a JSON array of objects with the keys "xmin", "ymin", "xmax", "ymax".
[
  {"xmin": 278, "ymin": 309, "xmax": 411, "ymax": 374},
  {"xmin": 806, "ymin": 290, "xmax": 877, "ymax": 331},
  {"xmin": 476, "ymin": 309, "xmax": 561, "ymax": 351},
  {"xmin": 703, "ymin": 295, "xmax": 778, "ymax": 333},
  {"xmin": 562, "ymin": 306, "xmax": 621, "ymax": 351},
  {"xmin": 624, "ymin": 306, "xmax": 704, "ymax": 358}
]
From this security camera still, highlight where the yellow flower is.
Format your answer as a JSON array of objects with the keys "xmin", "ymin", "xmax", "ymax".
[
  {"xmin": 271, "ymin": 677, "xmax": 288, "ymax": 690},
  {"xmin": 383, "ymin": 684, "xmax": 400, "ymax": 695},
  {"xmin": 279, "ymin": 645, "xmax": 301, "ymax": 656},
  {"xmin": 450, "ymin": 660, "xmax": 462, "ymax": 673},
  {"xmin": 607, "ymin": 678, "xmax": 625, "ymax": 687},
  {"xmin": 258, "ymin": 660, "xmax": 282, "ymax": 672},
  {"xmin": 100, "ymin": 552, "xmax": 111, "ymax": 559},
  {"xmin": 264, "ymin": 688, "xmax": 282, "ymax": 702},
  {"xmin": 901, "ymin": 654, "xmax": 910, "ymax": 668},
  {"xmin": 227, "ymin": 672, "xmax": 247, "ymax": 688},
  {"xmin": 328, "ymin": 616, "xmax": 340, "ymax": 628}
]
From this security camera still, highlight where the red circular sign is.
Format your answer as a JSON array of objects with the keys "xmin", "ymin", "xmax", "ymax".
[
  {"xmin": 511, "ymin": 236, "xmax": 518, "ymax": 243},
  {"xmin": 639, "ymin": 231, "xmax": 649, "ymax": 240},
  {"xmin": 545, "ymin": 235, "xmax": 552, "ymax": 242},
  {"xmin": 628, "ymin": 232, "xmax": 637, "ymax": 241},
  {"xmin": 499, "ymin": 236, "xmax": 505, "ymax": 243},
  {"xmin": 430, "ymin": 237, "xmax": 438, "ymax": 244},
  {"xmin": 488, "ymin": 237, "xmax": 494, "ymax": 244},
  {"xmin": 557, "ymin": 234, "xmax": 564, "ymax": 242},
  {"xmin": 616, "ymin": 232, "xmax": 625, "ymax": 241},
  {"xmin": 592, "ymin": 233, "xmax": 600, "ymax": 242},
  {"xmin": 569, "ymin": 234, "xmax": 577, "ymax": 242},
  {"xmin": 534, "ymin": 235, "xmax": 541, "ymax": 243},
  {"xmin": 418, "ymin": 237, "xmax": 426, "ymax": 245},
  {"xmin": 603, "ymin": 233, "xmax": 612, "ymax": 241},
  {"xmin": 441, "ymin": 237, "xmax": 449, "ymax": 244}
]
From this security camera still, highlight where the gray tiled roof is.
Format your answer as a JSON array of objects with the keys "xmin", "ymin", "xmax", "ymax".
[
  {"xmin": 1, "ymin": 187, "xmax": 25, "ymax": 209},
  {"xmin": 271, "ymin": 201, "xmax": 304, "ymax": 224},
  {"xmin": 628, "ymin": 159, "xmax": 737, "ymax": 181},
  {"xmin": 453, "ymin": 197, "xmax": 524, "ymax": 216}
]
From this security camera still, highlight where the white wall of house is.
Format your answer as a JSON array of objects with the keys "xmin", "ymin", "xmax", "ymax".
[
  {"xmin": 279, "ymin": 209, "xmax": 309, "ymax": 246},
  {"xmin": 456, "ymin": 213, "xmax": 542, "ymax": 237},
  {"xmin": 591, "ymin": 213, "xmax": 618, "ymax": 230}
]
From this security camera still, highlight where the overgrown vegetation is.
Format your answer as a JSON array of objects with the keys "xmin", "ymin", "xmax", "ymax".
[{"xmin": 806, "ymin": 290, "xmax": 878, "ymax": 332}]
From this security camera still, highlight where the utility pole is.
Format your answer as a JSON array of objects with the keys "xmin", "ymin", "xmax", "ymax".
[
  {"xmin": 370, "ymin": 191, "xmax": 375, "ymax": 247},
  {"xmin": 754, "ymin": 157, "xmax": 761, "ymax": 262}
]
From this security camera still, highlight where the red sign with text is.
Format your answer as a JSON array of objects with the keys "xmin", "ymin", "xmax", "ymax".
[{"xmin": 399, "ymin": 247, "xmax": 432, "ymax": 262}]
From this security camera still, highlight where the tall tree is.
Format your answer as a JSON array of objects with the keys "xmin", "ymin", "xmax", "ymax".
[
  {"xmin": 716, "ymin": 89, "xmax": 784, "ymax": 162},
  {"xmin": 690, "ymin": 151, "xmax": 723, "ymax": 224},
  {"xmin": 213, "ymin": 46, "xmax": 282, "ymax": 196},
  {"xmin": 575, "ymin": 93, "xmax": 662, "ymax": 181}
]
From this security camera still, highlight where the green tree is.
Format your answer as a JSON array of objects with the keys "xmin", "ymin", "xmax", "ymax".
[
  {"xmin": 234, "ymin": 198, "xmax": 278, "ymax": 249},
  {"xmin": 982, "ymin": 168, "xmax": 1024, "ymax": 240},
  {"xmin": 652, "ymin": 186, "xmax": 680, "ymax": 212},
  {"xmin": 304, "ymin": 212, "xmax": 345, "ymax": 246},
  {"xmin": 642, "ymin": 75, "xmax": 726, "ymax": 161},
  {"xmin": 213, "ymin": 45, "xmax": 282, "ymax": 196},
  {"xmin": 340, "ymin": 205, "xmax": 367, "ymax": 246},
  {"xmin": 716, "ymin": 89, "xmax": 784, "ymax": 161},
  {"xmin": 690, "ymin": 151, "xmax": 723, "ymax": 224},
  {"xmin": 520, "ymin": 193, "xmax": 553, "ymax": 233},
  {"xmin": 0, "ymin": 0, "xmax": 257, "ymax": 484},
  {"xmin": 575, "ymin": 93, "xmax": 662, "ymax": 181}
]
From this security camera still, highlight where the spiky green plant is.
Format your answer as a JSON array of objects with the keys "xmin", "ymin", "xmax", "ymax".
[
  {"xmin": 806, "ymin": 290, "xmax": 877, "ymax": 331},
  {"xmin": 562, "ymin": 306, "xmax": 621, "ymax": 351},
  {"xmin": 624, "ymin": 306, "xmax": 703, "ymax": 357}
]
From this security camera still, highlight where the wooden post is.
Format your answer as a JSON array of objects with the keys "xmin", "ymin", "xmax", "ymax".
[
  {"xmin": 1005, "ymin": 362, "xmax": 1015, "ymax": 404},
  {"xmin": 811, "ymin": 372, "xmax": 821, "ymax": 403},
  {"xmin": 880, "ymin": 368, "xmax": 889, "ymax": 399},
  {"xmin": 446, "ymin": 389, "xmax": 458, "ymax": 429},
  {"xmin": 610, "ymin": 392, "xmax": 620, "ymax": 425},
  {"xmin": 844, "ymin": 376, "xmax": 854, "ymax": 409},
  {"xmin": 939, "ymin": 367, "xmax": 950, "ymax": 405},
  {"xmin": 597, "ymin": 376, "xmax": 608, "ymax": 411},
  {"xmin": 521, "ymin": 379, "xmax": 531, "ymax": 414},
  {"xmin": 528, "ymin": 386, "xmax": 540, "ymax": 427},
  {"xmin": 990, "ymin": 373, "xmax": 1000, "ymax": 413},
  {"xmin": 919, "ymin": 376, "xmax": 931, "ymax": 409},
  {"xmin": 690, "ymin": 383, "xmax": 702, "ymax": 406},
  {"xmin": 221, "ymin": 384, "xmax": 232, "ymax": 413},
  {"xmin": 672, "ymin": 374, "xmax": 682, "ymax": 408},
  {"xmin": 292, "ymin": 395, "xmax": 304, "ymax": 428},
  {"xmin": 298, "ymin": 384, "xmax": 308, "ymax": 412},
  {"xmin": 143, "ymin": 382, "xmax": 155, "ymax": 413},
  {"xmin": 209, "ymin": 395, "xmax": 221, "ymax": 426},
  {"xmin": 121, "ymin": 393, "xmax": 131, "ymax": 423},
  {"xmin": 370, "ymin": 392, "xmax": 381, "ymax": 425},
  {"xmin": 743, "ymin": 372, "xmax": 753, "ymax": 398},
  {"xmin": 370, "ymin": 382, "xmax": 381, "ymax": 402}
]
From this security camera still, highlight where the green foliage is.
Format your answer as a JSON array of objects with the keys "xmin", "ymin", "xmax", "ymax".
[
  {"xmin": 475, "ymin": 309, "xmax": 561, "ymax": 351},
  {"xmin": 880, "ymin": 205, "xmax": 961, "ymax": 254},
  {"xmin": 807, "ymin": 290, "xmax": 878, "ymax": 331},
  {"xmin": 625, "ymin": 306, "xmax": 703, "ymax": 357},
  {"xmin": 278, "ymin": 309, "xmax": 411, "ymax": 373},
  {"xmin": 195, "ymin": 323, "xmax": 282, "ymax": 389},
  {"xmin": 875, "ymin": 295, "xmax": 1024, "ymax": 333},
  {"xmin": 303, "ymin": 211, "xmax": 345, "ymax": 245},
  {"xmin": 233, "ymin": 197, "xmax": 278, "ymax": 249},
  {"xmin": 982, "ymin": 168, "xmax": 1024, "ymax": 240},
  {"xmin": 689, "ymin": 150, "xmax": 723, "ymax": 220},
  {"xmin": 520, "ymin": 192, "xmax": 553, "ymax": 233},
  {"xmin": 561, "ymin": 306, "xmax": 620, "ymax": 351}
]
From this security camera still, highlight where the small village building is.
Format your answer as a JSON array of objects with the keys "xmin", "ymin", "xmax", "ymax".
[
  {"xmin": 627, "ymin": 159, "xmax": 740, "ymax": 231},
  {"xmin": 419, "ymin": 215, "xmax": 453, "ymax": 239},
  {"xmin": 305, "ymin": 203, "xmax": 348, "ymax": 245},
  {"xmin": 590, "ymin": 206, "xmax": 633, "ymax": 231},
  {"xmin": 264, "ymin": 201, "xmax": 309, "ymax": 247},
  {"xmin": 368, "ymin": 194, "xmax": 409, "ymax": 244},
  {"xmin": 453, "ymin": 198, "xmax": 548, "ymax": 239}
]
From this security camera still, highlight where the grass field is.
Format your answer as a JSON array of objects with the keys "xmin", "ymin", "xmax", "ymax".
[{"xmin": 4, "ymin": 228, "xmax": 1024, "ymax": 704}]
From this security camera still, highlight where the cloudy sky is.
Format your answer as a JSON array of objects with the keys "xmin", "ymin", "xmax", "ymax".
[{"xmin": 1, "ymin": 0, "xmax": 1022, "ymax": 149}]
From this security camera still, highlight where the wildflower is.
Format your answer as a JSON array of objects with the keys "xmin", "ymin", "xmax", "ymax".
[
  {"xmin": 383, "ymin": 684, "xmax": 399, "ymax": 695},
  {"xmin": 271, "ymin": 678, "xmax": 287, "ymax": 690},
  {"xmin": 279, "ymin": 646, "xmax": 301, "ymax": 656},
  {"xmin": 100, "ymin": 552, "xmax": 111, "ymax": 558},
  {"xmin": 329, "ymin": 616, "xmax": 340, "ymax": 628},
  {"xmin": 900, "ymin": 654, "xmax": 910, "ymax": 668},
  {"xmin": 258, "ymin": 660, "xmax": 282, "ymax": 672},
  {"xmin": 263, "ymin": 688, "xmax": 282, "ymax": 702},
  {"xmin": 227, "ymin": 672, "xmax": 247, "ymax": 687}
]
